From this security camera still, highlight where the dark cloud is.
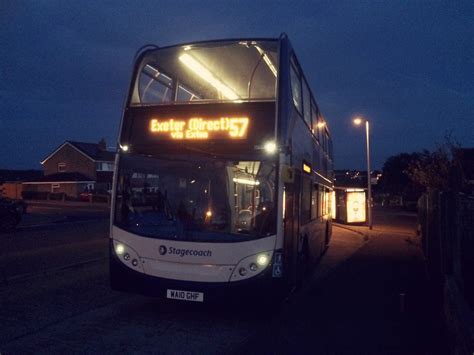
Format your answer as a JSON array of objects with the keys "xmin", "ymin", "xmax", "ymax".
[{"xmin": 1, "ymin": 0, "xmax": 473, "ymax": 169}]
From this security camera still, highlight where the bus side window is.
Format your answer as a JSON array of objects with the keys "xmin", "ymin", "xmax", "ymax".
[
  {"xmin": 302, "ymin": 79, "xmax": 312, "ymax": 129},
  {"xmin": 290, "ymin": 56, "xmax": 302, "ymax": 114},
  {"xmin": 311, "ymin": 183, "xmax": 318, "ymax": 220},
  {"xmin": 311, "ymin": 102, "xmax": 318, "ymax": 139},
  {"xmin": 319, "ymin": 185, "xmax": 324, "ymax": 217},
  {"xmin": 301, "ymin": 176, "xmax": 311, "ymax": 224},
  {"xmin": 317, "ymin": 114, "xmax": 324, "ymax": 144}
]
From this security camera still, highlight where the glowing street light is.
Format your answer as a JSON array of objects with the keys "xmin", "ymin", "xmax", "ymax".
[{"xmin": 352, "ymin": 116, "xmax": 372, "ymax": 230}]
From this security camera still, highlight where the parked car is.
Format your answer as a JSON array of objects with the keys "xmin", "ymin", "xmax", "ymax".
[
  {"xmin": 79, "ymin": 191, "xmax": 93, "ymax": 202},
  {"xmin": 0, "ymin": 198, "xmax": 26, "ymax": 232}
]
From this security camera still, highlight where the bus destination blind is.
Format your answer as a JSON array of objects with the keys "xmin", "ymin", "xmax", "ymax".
[{"xmin": 149, "ymin": 117, "xmax": 249, "ymax": 140}]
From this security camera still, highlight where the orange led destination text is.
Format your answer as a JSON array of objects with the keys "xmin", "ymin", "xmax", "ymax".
[{"xmin": 150, "ymin": 117, "xmax": 249, "ymax": 139}]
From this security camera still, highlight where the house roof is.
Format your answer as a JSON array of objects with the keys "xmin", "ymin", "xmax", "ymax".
[
  {"xmin": 67, "ymin": 141, "xmax": 115, "ymax": 161},
  {"xmin": 23, "ymin": 172, "xmax": 95, "ymax": 184},
  {"xmin": 41, "ymin": 141, "xmax": 115, "ymax": 164}
]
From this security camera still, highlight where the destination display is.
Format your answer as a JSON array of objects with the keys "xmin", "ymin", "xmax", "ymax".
[
  {"xmin": 122, "ymin": 101, "xmax": 276, "ymax": 152},
  {"xmin": 150, "ymin": 117, "xmax": 249, "ymax": 139}
]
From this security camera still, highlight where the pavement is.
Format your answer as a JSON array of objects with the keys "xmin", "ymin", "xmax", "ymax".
[
  {"xmin": 0, "ymin": 212, "xmax": 367, "ymax": 353},
  {"xmin": 239, "ymin": 207, "xmax": 448, "ymax": 354}
]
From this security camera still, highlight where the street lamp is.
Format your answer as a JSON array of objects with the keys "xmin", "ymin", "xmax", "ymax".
[{"xmin": 353, "ymin": 117, "xmax": 372, "ymax": 230}]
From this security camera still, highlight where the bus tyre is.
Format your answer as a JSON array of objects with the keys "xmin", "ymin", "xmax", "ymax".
[
  {"xmin": 296, "ymin": 236, "xmax": 309, "ymax": 289},
  {"xmin": 325, "ymin": 223, "xmax": 330, "ymax": 247},
  {"xmin": 109, "ymin": 257, "xmax": 125, "ymax": 291}
]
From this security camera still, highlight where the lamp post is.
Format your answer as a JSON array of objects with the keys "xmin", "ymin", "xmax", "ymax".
[{"xmin": 353, "ymin": 117, "xmax": 372, "ymax": 229}]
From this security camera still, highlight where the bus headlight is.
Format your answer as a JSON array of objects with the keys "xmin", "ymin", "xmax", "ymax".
[
  {"xmin": 256, "ymin": 253, "xmax": 269, "ymax": 267},
  {"xmin": 115, "ymin": 243, "xmax": 125, "ymax": 255},
  {"xmin": 113, "ymin": 240, "xmax": 143, "ymax": 272},
  {"xmin": 230, "ymin": 251, "xmax": 273, "ymax": 282}
]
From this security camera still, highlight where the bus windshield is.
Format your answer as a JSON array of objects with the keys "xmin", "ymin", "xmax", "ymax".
[
  {"xmin": 115, "ymin": 153, "xmax": 277, "ymax": 242},
  {"xmin": 130, "ymin": 40, "xmax": 278, "ymax": 105}
]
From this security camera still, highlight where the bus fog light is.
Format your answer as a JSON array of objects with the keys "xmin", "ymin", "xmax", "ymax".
[
  {"xmin": 249, "ymin": 263, "xmax": 258, "ymax": 272},
  {"xmin": 132, "ymin": 259, "xmax": 138, "ymax": 267},
  {"xmin": 256, "ymin": 254, "xmax": 269, "ymax": 267},
  {"xmin": 124, "ymin": 253, "xmax": 130, "ymax": 261},
  {"xmin": 239, "ymin": 267, "xmax": 247, "ymax": 276},
  {"xmin": 115, "ymin": 244, "xmax": 125, "ymax": 255}
]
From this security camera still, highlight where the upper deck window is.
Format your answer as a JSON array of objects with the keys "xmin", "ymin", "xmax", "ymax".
[
  {"xmin": 302, "ymin": 79, "xmax": 312, "ymax": 129},
  {"xmin": 131, "ymin": 40, "xmax": 278, "ymax": 105},
  {"xmin": 289, "ymin": 57, "xmax": 302, "ymax": 114},
  {"xmin": 311, "ymin": 101, "xmax": 319, "ymax": 139}
]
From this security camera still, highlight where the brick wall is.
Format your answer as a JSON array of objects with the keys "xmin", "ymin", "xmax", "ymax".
[
  {"xmin": 23, "ymin": 182, "xmax": 90, "ymax": 198},
  {"xmin": 43, "ymin": 144, "xmax": 95, "ymax": 179},
  {"xmin": 0, "ymin": 182, "xmax": 23, "ymax": 199}
]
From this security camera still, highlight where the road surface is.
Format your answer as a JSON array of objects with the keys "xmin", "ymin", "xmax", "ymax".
[{"xmin": 0, "ymin": 205, "xmax": 446, "ymax": 353}]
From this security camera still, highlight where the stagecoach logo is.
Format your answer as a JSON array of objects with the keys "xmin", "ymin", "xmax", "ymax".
[{"xmin": 158, "ymin": 245, "xmax": 212, "ymax": 257}]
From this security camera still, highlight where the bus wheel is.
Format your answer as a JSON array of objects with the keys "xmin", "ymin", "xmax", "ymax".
[
  {"xmin": 325, "ymin": 223, "xmax": 330, "ymax": 246},
  {"xmin": 296, "ymin": 236, "xmax": 309, "ymax": 288}
]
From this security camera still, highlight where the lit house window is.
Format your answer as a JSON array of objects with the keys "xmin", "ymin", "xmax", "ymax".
[
  {"xmin": 58, "ymin": 163, "xmax": 66, "ymax": 172},
  {"xmin": 96, "ymin": 162, "xmax": 114, "ymax": 171},
  {"xmin": 51, "ymin": 184, "xmax": 60, "ymax": 193}
]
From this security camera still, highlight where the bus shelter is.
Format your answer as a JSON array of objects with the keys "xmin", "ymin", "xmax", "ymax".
[{"xmin": 333, "ymin": 187, "xmax": 367, "ymax": 224}]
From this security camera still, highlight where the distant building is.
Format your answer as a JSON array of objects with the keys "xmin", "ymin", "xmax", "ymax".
[
  {"xmin": 22, "ymin": 140, "xmax": 115, "ymax": 199},
  {"xmin": 334, "ymin": 170, "xmax": 381, "ymax": 189}
]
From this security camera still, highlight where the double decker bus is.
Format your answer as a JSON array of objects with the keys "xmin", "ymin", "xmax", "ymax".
[{"xmin": 110, "ymin": 34, "xmax": 334, "ymax": 302}]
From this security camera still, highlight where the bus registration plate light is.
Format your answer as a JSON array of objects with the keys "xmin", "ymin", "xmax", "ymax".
[{"xmin": 166, "ymin": 289, "xmax": 204, "ymax": 302}]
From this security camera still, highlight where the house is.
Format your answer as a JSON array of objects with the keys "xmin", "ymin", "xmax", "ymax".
[{"xmin": 22, "ymin": 139, "xmax": 115, "ymax": 199}]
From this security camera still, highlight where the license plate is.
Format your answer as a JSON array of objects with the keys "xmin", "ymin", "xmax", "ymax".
[{"xmin": 166, "ymin": 289, "xmax": 204, "ymax": 302}]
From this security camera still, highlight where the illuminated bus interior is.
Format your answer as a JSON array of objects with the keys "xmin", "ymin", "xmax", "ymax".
[
  {"xmin": 115, "ymin": 153, "xmax": 277, "ymax": 242},
  {"xmin": 130, "ymin": 40, "xmax": 278, "ymax": 105}
]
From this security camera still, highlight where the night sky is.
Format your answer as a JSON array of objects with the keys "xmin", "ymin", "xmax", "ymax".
[{"xmin": 2, "ymin": 1, "xmax": 473, "ymax": 170}]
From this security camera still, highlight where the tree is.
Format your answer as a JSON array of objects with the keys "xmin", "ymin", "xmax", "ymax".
[
  {"xmin": 379, "ymin": 152, "xmax": 424, "ymax": 201},
  {"xmin": 408, "ymin": 138, "xmax": 462, "ymax": 191}
]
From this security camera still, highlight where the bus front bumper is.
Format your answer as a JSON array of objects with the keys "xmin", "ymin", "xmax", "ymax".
[{"xmin": 109, "ymin": 246, "xmax": 284, "ymax": 303}]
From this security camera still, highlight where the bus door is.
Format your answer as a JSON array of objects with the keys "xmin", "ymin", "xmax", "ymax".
[{"xmin": 283, "ymin": 169, "xmax": 301, "ymax": 287}]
